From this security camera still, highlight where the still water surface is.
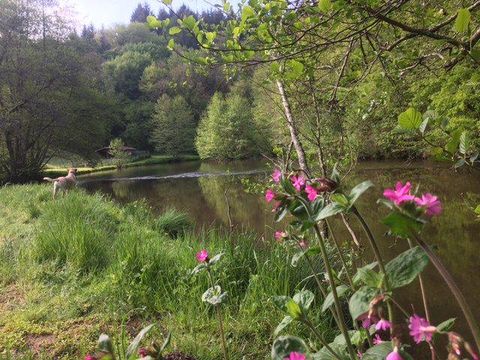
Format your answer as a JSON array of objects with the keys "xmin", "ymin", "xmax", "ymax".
[{"xmin": 81, "ymin": 160, "xmax": 480, "ymax": 357}]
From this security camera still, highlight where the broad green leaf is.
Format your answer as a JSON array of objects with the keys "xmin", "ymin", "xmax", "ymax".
[
  {"xmin": 272, "ymin": 296, "xmax": 303, "ymax": 319},
  {"xmin": 362, "ymin": 342, "xmax": 392, "ymax": 360},
  {"xmin": 333, "ymin": 330, "xmax": 365, "ymax": 347},
  {"xmin": 285, "ymin": 60, "xmax": 304, "ymax": 80},
  {"xmin": 274, "ymin": 316, "xmax": 293, "ymax": 337},
  {"xmin": 182, "ymin": 15, "xmax": 196, "ymax": 30},
  {"xmin": 331, "ymin": 193, "xmax": 349, "ymax": 208},
  {"xmin": 437, "ymin": 318, "xmax": 456, "ymax": 333},
  {"xmin": 353, "ymin": 262, "xmax": 378, "ymax": 285},
  {"xmin": 349, "ymin": 286, "xmax": 379, "ymax": 320},
  {"xmin": 445, "ymin": 130, "xmax": 462, "ymax": 155},
  {"xmin": 318, "ymin": 0, "xmax": 333, "ymax": 12},
  {"xmin": 459, "ymin": 131, "xmax": 470, "ymax": 155},
  {"xmin": 355, "ymin": 267, "xmax": 383, "ymax": 288},
  {"xmin": 398, "ymin": 108, "xmax": 423, "ymax": 130},
  {"xmin": 312, "ymin": 342, "xmax": 349, "ymax": 360},
  {"xmin": 314, "ymin": 203, "xmax": 343, "ymax": 221},
  {"xmin": 454, "ymin": 8, "xmax": 471, "ymax": 33},
  {"xmin": 146, "ymin": 16, "xmax": 162, "ymax": 29},
  {"xmin": 348, "ymin": 180, "xmax": 373, "ymax": 207},
  {"xmin": 272, "ymin": 336, "xmax": 308, "ymax": 360},
  {"xmin": 385, "ymin": 246, "xmax": 429, "ymax": 289},
  {"xmin": 286, "ymin": 299, "xmax": 303, "ymax": 319},
  {"xmin": 241, "ymin": 5, "xmax": 255, "ymax": 21},
  {"xmin": 202, "ymin": 285, "xmax": 227, "ymax": 305},
  {"xmin": 322, "ymin": 285, "xmax": 349, "ymax": 312},
  {"xmin": 206, "ymin": 31, "xmax": 216, "ymax": 43},
  {"xmin": 208, "ymin": 252, "xmax": 224, "ymax": 265},
  {"xmin": 169, "ymin": 26, "xmax": 182, "ymax": 35},
  {"xmin": 293, "ymin": 290, "xmax": 315, "ymax": 312},
  {"xmin": 382, "ymin": 211, "xmax": 423, "ymax": 238},
  {"xmin": 126, "ymin": 324, "xmax": 154, "ymax": 358}
]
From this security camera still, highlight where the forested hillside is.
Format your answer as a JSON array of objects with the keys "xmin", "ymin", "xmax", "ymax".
[{"xmin": 1, "ymin": 0, "xmax": 478, "ymax": 184}]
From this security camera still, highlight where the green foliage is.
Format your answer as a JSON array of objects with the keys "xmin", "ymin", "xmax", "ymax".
[
  {"xmin": 109, "ymin": 138, "xmax": 132, "ymax": 169},
  {"xmin": 196, "ymin": 83, "xmax": 268, "ymax": 160},
  {"xmin": 150, "ymin": 95, "xmax": 196, "ymax": 156},
  {"xmin": 385, "ymin": 246, "xmax": 429, "ymax": 289}
]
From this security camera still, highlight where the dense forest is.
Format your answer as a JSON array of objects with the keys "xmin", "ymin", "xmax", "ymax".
[{"xmin": 1, "ymin": 0, "xmax": 478, "ymax": 184}]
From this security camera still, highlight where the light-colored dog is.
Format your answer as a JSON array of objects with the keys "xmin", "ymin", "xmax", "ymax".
[{"xmin": 43, "ymin": 168, "xmax": 78, "ymax": 199}]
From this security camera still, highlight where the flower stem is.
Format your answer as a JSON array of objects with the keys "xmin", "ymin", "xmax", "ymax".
[
  {"xmin": 411, "ymin": 232, "xmax": 480, "ymax": 352},
  {"xmin": 303, "ymin": 251, "xmax": 341, "ymax": 326},
  {"xmin": 351, "ymin": 207, "xmax": 395, "ymax": 332},
  {"xmin": 314, "ymin": 224, "xmax": 357, "ymax": 360},
  {"xmin": 216, "ymin": 305, "xmax": 229, "ymax": 360},
  {"xmin": 326, "ymin": 219, "xmax": 356, "ymax": 290},
  {"xmin": 303, "ymin": 318, "xmax": 344, "ymax": 360}
]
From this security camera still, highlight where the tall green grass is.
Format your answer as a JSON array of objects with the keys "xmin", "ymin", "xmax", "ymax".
[{"xmin": 0, "ymin": 185, "xmax": 333, "ymax": 358}]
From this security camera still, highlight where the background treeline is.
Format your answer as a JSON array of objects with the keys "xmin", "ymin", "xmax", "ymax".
[{"xmin": 1, "ymin": 0, "xmax": 479, "ymax": 184}]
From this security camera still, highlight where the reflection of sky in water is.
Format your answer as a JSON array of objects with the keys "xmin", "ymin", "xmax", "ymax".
[{"xmin": 81, "ymin": 160, "xmax": 480, "ymax": 358}]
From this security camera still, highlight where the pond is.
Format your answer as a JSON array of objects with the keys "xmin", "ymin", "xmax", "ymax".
[{"xmin": 81, "ymin": 159, "xmax": 480, "ymax": 357}]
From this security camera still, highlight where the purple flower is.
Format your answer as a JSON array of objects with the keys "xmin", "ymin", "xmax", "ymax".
[
  {"xmin": 386, "ymin": 347, "xmax": 403, "ymax": 360},
  {"xmin": 272, "ymin": 169, "xmax": 282, "ymax": 183},
  {"xmin": 375, "ymin": 318, "xmax": 391, "ymax": 331},
  {"xmin": 383, "ymin": 181, "xmax": 415, "ymax": 205},
  {"xmin": 291, "ymin": 176, "xmax": 305, "ymax": 191},
  {"xmin": 409, "ymin": 314, "xmax": 437, "ymax": 344},
  {"xmin": 414, "ymin": 193, "xmax": 442, "ymax": 217},
  {"xmin": 265, "ymin": 189, "xmax": 276, "ymax": 203},
  {"xmin": 284, "ymin": 352, "xmax": 306, "ymax": 360},
  {"xmin": 274, "ymin": 231, "xmax": 287, "ymax": 241},
  {"xmin": 305, "ymin": 185, "xmax": 318, "ymax": 202},
  {"xmin": 196, "ymin": 249, "xmax": 209, "ymax": 263}
]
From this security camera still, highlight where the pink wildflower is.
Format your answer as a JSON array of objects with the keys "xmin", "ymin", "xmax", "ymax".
[
  {"xmin": 357, "ymin": 351, "xmax": 363, "ymax": 359},
  {"xmin": 291, "ymin": 176, "xmax": 305, "ymax": 191},
  {"xmin": 285, "ymin": 352, "xmax": 306, "ymax": 360},
  {"xmin": 139, "ymin": 348, "xmax": 149, "ymax": 357},
  {"xmin": 298, "ymin": 240, "xmax": 308, "ymax": 249},
  {"xmin": 196, "ymin": 249, "xmax": 209, "ymax": 263},
  {"xmin": 414, "ymin": 193, "xmax": 442, "ymax": 217},
  {"xmin": 265, "ymin": 189, "xmax": 276, "ymax": 202},
  {"xmin": 383, "ymin": 181, "xmax": 415, "ymax": 205},
  {"xmin": 85, "ymin": 356, "xmax": 97, "ymax": 360},
  {"xmin": 373, "ymin": 334, "xmax": 383, "ymax": 345},
  {"xmin": 375, "ymin": 318, "xmax": 391, "ymax": 331},
  {"xmin": 386, "ymin": 347, "xmax": 403, "ymax": 360},
  {"xmin": 358, "ymin": 313, "xmax": 377, "ymax": 329},
  {"xmin": 409, "ymin": 314, "xmax": 437, "ymax": 344},
  {"xmin": 274, "ymin": 231, "xmax": 287, "ymax": 241},
  {"xmin": 305, "ymin": 185, "xmax": 318, "ymax": 202},
  {"xmin": 272, "ymin": 169, "xmax": 282, "ymax": 183}
]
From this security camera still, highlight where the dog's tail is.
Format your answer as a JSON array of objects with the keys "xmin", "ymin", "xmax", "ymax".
[{"xmin": 43, "ymin": 177, "xmax": 57, "ymax": 182}]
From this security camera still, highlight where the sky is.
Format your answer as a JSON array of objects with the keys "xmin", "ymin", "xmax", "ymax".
[{"xmin": 64, "ymin": 0, "xmax": 241, "ymax": 29}]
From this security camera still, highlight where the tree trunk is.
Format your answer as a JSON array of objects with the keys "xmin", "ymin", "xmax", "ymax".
[{"xmin": 276, "ymin": 80, "xmax": 310, "ymax": 175}]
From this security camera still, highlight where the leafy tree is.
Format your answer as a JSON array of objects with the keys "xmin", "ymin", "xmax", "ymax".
[
  {"xmin": 130, "ymin": 2, "xmax": 152, "ymax": 23},
  {"xmin": 196, "ymin": 84, "xmax": 266, "ymax": 160},
  {"xmin": 109, "ymin": 138, "xmax": 131, "ymax": 169},
  {"xmin": 104, "ymin": 50, "xmax": 153, "ymax": 100},
  {"xmin": 0, "ymin": 0, "xmax": 112, "ymax": 183},
  {"xmin": 151, "ymin": 95, "xmax": 196, "ymax": 156}
]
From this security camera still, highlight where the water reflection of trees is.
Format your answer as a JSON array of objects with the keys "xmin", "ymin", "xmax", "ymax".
[{"xmin": 198, "ymin": 174, "xmax": 269, "ymax": 232}]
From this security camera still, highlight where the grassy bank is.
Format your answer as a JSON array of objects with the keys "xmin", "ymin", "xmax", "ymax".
[
  {"xmin": 0, "ymin": 185, "xmax": 330, "ymax": 359},
  {"xmin": 43, "ymin": 154, "xmax": 200, "ymax": 178}
]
